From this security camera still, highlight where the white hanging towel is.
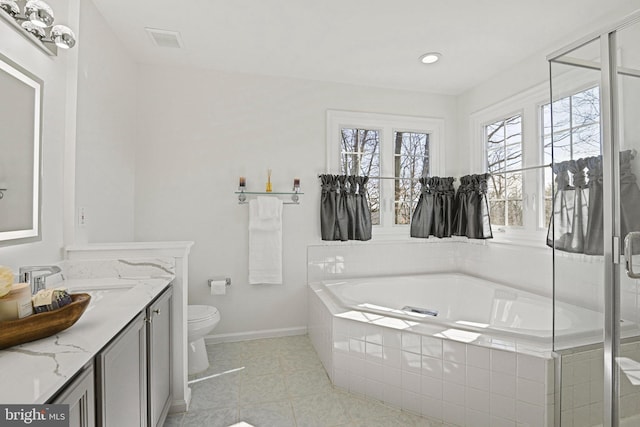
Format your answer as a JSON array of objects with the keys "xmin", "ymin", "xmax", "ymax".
[{"xmin": 249, "ymin": 196, "xmax": 283, "ymax": 284}]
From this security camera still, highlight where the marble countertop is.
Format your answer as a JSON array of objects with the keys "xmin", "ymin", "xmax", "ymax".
[{"xmin": 0, "ymin": 276, "xmax": 173, "ymax": 404}]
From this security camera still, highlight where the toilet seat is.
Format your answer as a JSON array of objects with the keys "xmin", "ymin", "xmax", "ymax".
[{"xmin": 188, "ymin": 305, "xmax": 219, "ymax": 323}]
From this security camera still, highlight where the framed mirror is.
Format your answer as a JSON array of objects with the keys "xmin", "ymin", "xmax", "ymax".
[{"xmin": 0, "ymin": 53, "xmax": 42, "ymax": 245}]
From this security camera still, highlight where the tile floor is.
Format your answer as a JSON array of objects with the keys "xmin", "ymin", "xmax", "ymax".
[{"xmin": 163, "ymin": 335, "xmax": 451, "ymax": 427}]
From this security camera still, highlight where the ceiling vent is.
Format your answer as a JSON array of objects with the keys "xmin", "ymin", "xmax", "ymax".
[{"xmin": 145, "ymin": 28, "xmax": 183, "ymax": 48}]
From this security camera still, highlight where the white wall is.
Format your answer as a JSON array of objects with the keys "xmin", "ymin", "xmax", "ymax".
[
  {"xmin": 134, "ymin": 66, "xmax": 458, "ymax": 337},
  {"xmin": 0, "ymin": 0, "xmax": 76, "ymax": 270},
  {"xmin": 74, "ymin": 0, "xmax": 137, "ymax": 243}
]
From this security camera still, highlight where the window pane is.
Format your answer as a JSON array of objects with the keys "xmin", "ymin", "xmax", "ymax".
[
  {"xmin": 488, "ymin": 174, "xmax": 505, "ymax": 200},
  {"xmin": 543, "ymin": 136, "xmax": 553, "ymax": 167},
  {"xmin": 340, "ymin": 127, "xmax": 380, "ymax": 226},
  {"xmin": 505, "ymin": 143, "xmax": 522, "ymax": 170},
  {"xmin": 552, "ymin": 97, "xmax": 571, "ymax": 131},
  {"xmin": 573, "ymin": 123, "xmax": 601, "ymax": 158},
  {"xmin": 506, "ymin": 173, "xmax": 522, "ymax": 198},
  {"xmin": 505, "ymin": 116, "xmax": 522, "ymax": 145},
  {"xmin": 551, "ymin": 130, "xmax": 572, "ymax": 163},
  {"xmin": 487, "ymin": 145, "xmax": 506, "ymax": 173},
  {"xmin": 572, "ymin": 87, "xmax": 599, "ymax": 127},
  {"xmin": 490, "ymin": 201, "xmax": 505, "ymax": 226},
  {"xmin": 393, "ymin": 131, "xmax": 429, "ymax": 226},
  {"xmin": 340, "ymin": 128, "xmax": 380, "ymax": 177},
  {"xmin": 394, "ymin": 132, "xmax": 429, "ymax": 176},
  {"xmin": 395, "ymin": 201, "xmax": 414, "ymax": 225},
  {"xmin": 368, "ymin": 180, "xmax": 380, "ymax": 226},
  {"xmin": 544, "ymin": 197, "xmax": 553, "ymax": 227},
  {"xmin": 394, "ymin": 178, "xmax": 420, "ymax": 225},
  {"xmin": 486, "ymin": 114, "xmax": 522, "ymax": 229},
  {"xmin": 487, "ymin": 122, "xmax": 504, "ymax": 145},
  {"xmin": 541, "ymin": 86, "xmax": 600, "ymax": 228},
  {"xmin": 542, "ymin": 104, "xmax": 552, "ymax": 138},
  {"xmin": 507, "ymin": 200, "xmax": 523, "ymax": 226}
]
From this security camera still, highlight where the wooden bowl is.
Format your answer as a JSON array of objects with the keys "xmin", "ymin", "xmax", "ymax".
[{"xmin": 0, "ymin": 293, "xmax": 91, "ymax": 350}]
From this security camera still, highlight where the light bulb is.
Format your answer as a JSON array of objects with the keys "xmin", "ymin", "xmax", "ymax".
[
  {"xmin": 21, "ymin": 21, "xmax": 46, "ymax": 39},
  {"xmin": 0, "ymin": 0, "xmax": 19, "ymax": 16},
  {"xmin": 24, "ymin": 0, "xmax": 54, "ymax": 28},
  {"xmin": 51, "ymin": 25, "xmax": 76, "ymax": 49}
]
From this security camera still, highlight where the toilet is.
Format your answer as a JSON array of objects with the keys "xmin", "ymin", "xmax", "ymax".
[{"xmin": 187, "ymin": 305, "xmax": 220, "ymax": 375}]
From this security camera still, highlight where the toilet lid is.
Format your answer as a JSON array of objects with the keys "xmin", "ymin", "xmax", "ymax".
[{"xmin": 188, "ymin": 305, "xmax": 219, "ymax": 322}]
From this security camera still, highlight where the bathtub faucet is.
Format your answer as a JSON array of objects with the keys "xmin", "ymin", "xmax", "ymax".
[{"xmin": 19, "ymin": 265, "xmax": 62, "ymax": 295}]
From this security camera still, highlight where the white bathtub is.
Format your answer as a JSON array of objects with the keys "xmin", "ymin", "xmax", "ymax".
[
  {"xmin": 320, "ymin": 272, "xmax": 604, "ymax": 344},
  {"xmin": 307, "ymin": 272, "xmax": 563, "ymax": 425}
]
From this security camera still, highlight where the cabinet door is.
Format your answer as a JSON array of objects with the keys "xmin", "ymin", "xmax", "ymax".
[
  {"xmin": 147, "ymin": 286, "xmax": 172, "ymax": 427},
  {"xmin": 97, "ymin": 312, "xmax": 147, "ymax": 427},
  {"xmin": 53, "ymin": 363, "xmax": 95, "ymax": 427}
]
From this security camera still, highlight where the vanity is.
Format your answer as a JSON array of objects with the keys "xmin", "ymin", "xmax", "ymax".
[
  {"xmin": 0, "ymin": 274, "xmax": 175, "ymax": 427},
  {"xmin": 54, "ymin": 281, "xmax": 173, "ymax": 427}
]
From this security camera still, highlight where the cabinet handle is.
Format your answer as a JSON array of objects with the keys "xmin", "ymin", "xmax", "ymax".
[{"xmin": 153, "ymin": 309, "xmax": 161, "ymax": 316}]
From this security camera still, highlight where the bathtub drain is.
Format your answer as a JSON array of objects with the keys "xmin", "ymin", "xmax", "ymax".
[{"xmin": 402, "ymin": 306, "xmax": 438, "ymax": 316}]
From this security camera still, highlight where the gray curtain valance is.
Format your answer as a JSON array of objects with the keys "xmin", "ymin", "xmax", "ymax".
[
  {"xmin": 320, "ymin": 174, "xmax": 372, "ymax": 241},
  {"xmin": 410, "ymin": 177, "xmax": 456, "ymax": 238},
  {"xmin": 452, "ymin": 173, "xmax": 493, "ymax": 239},
  {"xmin": 547, "ymin": 150, "xmax": 640, "ymax": 255}
]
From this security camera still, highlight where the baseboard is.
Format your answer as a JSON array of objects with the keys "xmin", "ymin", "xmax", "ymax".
[
  {"xmin": 204, "ymin": 326, "xmax": 307, "ymax": 345},
  {"xmin": 169, "ymin": 386, "xmax": 191, "ymax": 414}
]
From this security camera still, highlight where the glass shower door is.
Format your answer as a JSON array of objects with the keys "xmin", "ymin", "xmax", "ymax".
[
  {"xmin": 549, "ymin": 37, "xmax": 606, "ymax": 427},
  {"xmin": 549, "ymin": 11, "xmax": 640, "ymax": 427},
  {"xmin": 614, "ymin": 19, "xmax": 640, "ymax": 427}
]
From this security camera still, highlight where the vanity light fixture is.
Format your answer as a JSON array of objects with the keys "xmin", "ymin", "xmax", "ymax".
[
  {"xmin": 0, "ymin": 0, "xmax": 76, "ymax": 53},
  {"xmin": 419, "ymin": 52, "xmax": 442, "ymax": 64}
]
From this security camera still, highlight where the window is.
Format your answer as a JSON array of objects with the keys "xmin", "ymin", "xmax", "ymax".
[
  {"xmin": 541, "ymin": 86, "xmax": 601, "ymax": 224},
  {"xmin": 486, "ymin": 114, "xmax": 523, "ymax": 227},
  {"xmin": 470, "ymin": 69, "xmax": 602, "ymax": 245},
  {"xmin": 394, "ymin": 132, "xmax": 430, "ymax": 225},
  {"xmin": 340, "ymin": 128, "xmax": 381, "ymax": 224},
  {"xmin": 327, "ymin": 110, "xmax": 443, "ymax": 237}
]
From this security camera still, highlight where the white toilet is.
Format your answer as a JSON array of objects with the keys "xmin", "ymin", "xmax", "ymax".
[{"xmin": 187, "ymin": 305, "xmax": 220, "ymax": 375}]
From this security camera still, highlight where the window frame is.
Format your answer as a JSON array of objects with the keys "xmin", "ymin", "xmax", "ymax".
[
  {"xmin": 484, "ymin": 113, "xmax": 525, "ymax": 228},
  {"xmin": 326, "ymin": 110, "xmax": 445, "ymax": 239},
  {"xmin": 470, "ymin": 72, "xmax": 601, "ymax": 246},
  {"xmin": 540, "ymin": 82, "xmax": 602, "ymax": 227},
  {"xmin": 470, "ymin": 87, "xmax": 549, "ymax": 245}
]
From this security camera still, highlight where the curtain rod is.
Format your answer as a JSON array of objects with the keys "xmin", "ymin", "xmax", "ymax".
[{"xmin": 317, "ymin": 175, "xmax": 456, "ymax": 181}]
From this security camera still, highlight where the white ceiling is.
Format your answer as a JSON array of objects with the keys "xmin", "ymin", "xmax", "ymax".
[{"xmin": 90, "ymin": 0, "xmax": 640, "ymax": 95}]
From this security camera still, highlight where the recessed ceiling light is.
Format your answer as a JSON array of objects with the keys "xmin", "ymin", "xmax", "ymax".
[{"xmin": 419, "ymin": 52, "xmax": 441, "ymax": 64}]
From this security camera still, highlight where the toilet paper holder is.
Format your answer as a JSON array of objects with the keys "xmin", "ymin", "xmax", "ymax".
[{"xmin": 208, "ymin": 277, "xmax": 231, "ymax": 287}]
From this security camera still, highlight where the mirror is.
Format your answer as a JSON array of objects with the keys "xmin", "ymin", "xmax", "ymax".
[{"xmin": 0, "ymin": 53, "xmax": 42, "ymax": 245}]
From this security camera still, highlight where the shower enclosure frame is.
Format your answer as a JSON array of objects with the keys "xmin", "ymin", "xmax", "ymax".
[{"xmin": 547, "ymin": 9, "xmax": 640, "ymax": 427}]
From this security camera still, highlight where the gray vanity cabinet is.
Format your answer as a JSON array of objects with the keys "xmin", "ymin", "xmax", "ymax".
[
  {"xmin": 52, "ymin": 363, "xmax": 95, "ymax": 427},
  {"xmin": 95, "ymin": 285, "xmax": 173, "ymax": 427},
  {"xmin": 96, "ymin": 311, "xmax": 147, "ymax": 427},
  {"xmin": 147, "ymin": 287, "xmax": 172, "ymax": 427}
]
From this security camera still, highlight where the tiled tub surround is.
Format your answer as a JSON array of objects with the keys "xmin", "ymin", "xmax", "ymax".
[
  {"xmin": 308, "ymin": 282, "xmax": 555, "ymax": 426},
  {"xmin": 559, "ymin": 340, "xmax": 640, "ymax": 427}
]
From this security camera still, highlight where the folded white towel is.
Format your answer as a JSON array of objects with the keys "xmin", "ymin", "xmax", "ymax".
[
  {"xmin": 257, "ymin": 196, "xmax": 282, "ymax": 220},
  {"xmin": 249, "ymin": 197, "xmax": 283, "ymax": 284}
]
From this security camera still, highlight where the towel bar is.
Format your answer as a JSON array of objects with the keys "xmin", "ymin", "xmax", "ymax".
[{"xmin": 234, "ymin": 190, "xmax": 303, "ymax": 205}]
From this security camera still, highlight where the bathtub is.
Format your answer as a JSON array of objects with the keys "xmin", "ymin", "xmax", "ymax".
[
  {"xmin": 307, "ymin": 272, "xmax": 604, "ymax": 426},
  {"xmin": 319, "ymin": 272, "xmax": 604, "ymax": 344}
]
